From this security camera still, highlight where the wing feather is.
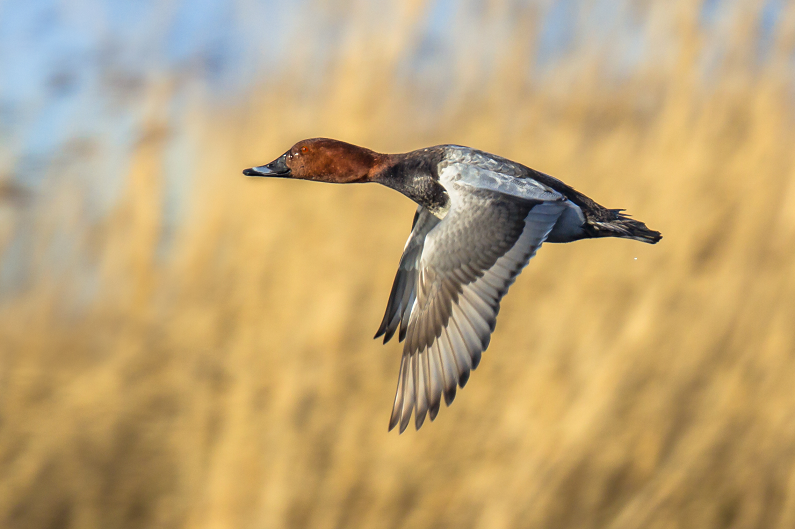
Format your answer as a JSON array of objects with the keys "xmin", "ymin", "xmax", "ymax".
[
  {"xmin": 383, "ymin": 180, "xmax": 566, "ymax": 432},
  {"xmin": 375, "ymin": 208, "xmax": 441, "ymax": 343}
]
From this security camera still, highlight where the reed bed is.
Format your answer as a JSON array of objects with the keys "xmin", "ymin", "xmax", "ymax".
[{"xmin": 1, "ymin": 1, "xmax": 795, "ymax": 528}]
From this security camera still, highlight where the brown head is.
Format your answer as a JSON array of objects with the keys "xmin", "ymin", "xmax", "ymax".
[{"xmin": 243, "ymin": 138, "xmax": 386, "ymax": 183}]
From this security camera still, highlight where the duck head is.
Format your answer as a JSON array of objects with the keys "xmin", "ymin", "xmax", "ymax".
[{"xmin": 243, "ymin": 138, "xmax": 384, "ymax": 183}]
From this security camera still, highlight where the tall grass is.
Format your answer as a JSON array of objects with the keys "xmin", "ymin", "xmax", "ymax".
[{"xmin": 2, "ymin": 1, "xmax": 795, "ymax": 528}]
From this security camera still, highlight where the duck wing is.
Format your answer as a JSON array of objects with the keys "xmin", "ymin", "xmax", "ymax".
[
  {"xmin": 386, "ymin": 184, "xmax": 567, "ymax": 432},
  {"xmin": 374, "ymin": 206, "xmax": 441, "ymax": 344}
]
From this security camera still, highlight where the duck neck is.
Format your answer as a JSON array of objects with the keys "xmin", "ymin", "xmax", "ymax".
[{"xmin": 372, "ymin": 151, "xmax": 450, "ymax": 217}]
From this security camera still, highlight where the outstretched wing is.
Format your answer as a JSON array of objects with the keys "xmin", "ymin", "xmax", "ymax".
[
  {"xmin": 385, "ymin": 185, "xmax": 566, "ymax": 432},
  {"xmin": 374, "ymin": 207, "xmax": 441, "ymax": 344}
]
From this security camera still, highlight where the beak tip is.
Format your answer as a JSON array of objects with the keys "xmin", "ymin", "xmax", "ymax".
[{"xmin": 244, "ymin": 153, "xmax": 291, "ymax": 178}]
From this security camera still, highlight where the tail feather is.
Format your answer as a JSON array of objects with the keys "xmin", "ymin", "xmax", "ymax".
[{"xmin": 587, "ymin": 210, "xmax": 662, "ymax": 244}]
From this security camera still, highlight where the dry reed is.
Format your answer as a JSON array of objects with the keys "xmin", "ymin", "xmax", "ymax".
[{"xmin": 2, "ymin": 1, "xmax": 795, "ymax": 528}]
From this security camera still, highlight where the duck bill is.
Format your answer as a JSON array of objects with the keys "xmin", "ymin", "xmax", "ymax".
[{"xmin": 243, "ymin": 153, "xmax": 291, "ymax": 177}]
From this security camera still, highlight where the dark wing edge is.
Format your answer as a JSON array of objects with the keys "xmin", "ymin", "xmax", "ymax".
[
  {"xmin": 388, "ymin": 196, "xmax": 566, "ymax": 433},
  {"xmin": 374, "ymin": 207, "xmax": 441, "ymax": 343}
]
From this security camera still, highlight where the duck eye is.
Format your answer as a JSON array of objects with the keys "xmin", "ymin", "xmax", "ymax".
[{"xmin": 301, "ymin": 146, "xmax": 308, "ymax": 154}]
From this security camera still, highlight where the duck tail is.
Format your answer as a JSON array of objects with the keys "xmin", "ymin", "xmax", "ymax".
[{"xmin": 586, "ymin": 209, "xmax": 662, "ymax": 244}]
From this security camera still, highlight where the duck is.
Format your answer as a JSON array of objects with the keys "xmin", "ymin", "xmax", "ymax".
[{"xmin": 244, "ymin": 138, "xmax": 661, "ymax": 433}]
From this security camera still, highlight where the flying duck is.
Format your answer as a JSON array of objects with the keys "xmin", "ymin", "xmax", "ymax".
[{"xmin": 244, "ymin": 138, "xmax": 661, "ymax": 433}]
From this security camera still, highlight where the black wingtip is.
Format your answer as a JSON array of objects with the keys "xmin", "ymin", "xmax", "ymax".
[
  {"xmin": 443, "ymin": 386, "xmax": 456, "ymax": 407},
  {"xmin": 415, "ymin": 411, "xmax": 427, "ymax": 430},
  {"xmin": 376, "ymin": 314, "xmax": 401, "ymax": 343},
  {"xmin": 471, "ymin": 351, "xmax": 482, "ymax": 370},
  {"xmin": 429, "ymin": 400, "xmax": 440, "ymax": 421},
  {"xmin": 388, "ymin": 414, "xmax": 399, "ymax": 432},
  {"xmin": 398, "ymin": 417, "xmax": 410, "ymax": 434},
  {"xmin": 375, "ymin": 322, "xmax": 397, "ymax": 344}
]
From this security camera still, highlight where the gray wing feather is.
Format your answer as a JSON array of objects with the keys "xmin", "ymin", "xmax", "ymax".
[
  {"xmin": 441, "ymin": 150, "xmax": 564, "ymax": 202},
  {"xmin": 375, "ymin": 207, "xmax": 441, "ymax": 343},
  {"xmin": 387, "ymin": 186, "xmax": 566, "ymax": 432}
]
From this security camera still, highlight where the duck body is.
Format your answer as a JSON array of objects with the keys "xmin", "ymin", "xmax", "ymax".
[{"xmin": 244, "ymin": 138, "xmax": 661, "ymax": 433}]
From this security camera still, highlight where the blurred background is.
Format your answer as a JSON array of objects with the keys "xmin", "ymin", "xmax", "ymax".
[{"xmin": 1, "ymin": 0, "xmax": 795, "ymax": 528}]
